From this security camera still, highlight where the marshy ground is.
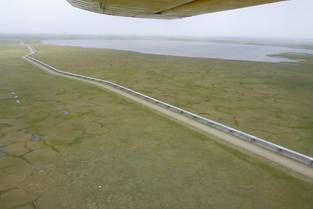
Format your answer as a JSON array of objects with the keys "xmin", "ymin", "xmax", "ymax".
[
  {"xmin": 1, "ymin": 41, "xmax": 313, "ymax": 209},
  {"xmin": 35, "ymin": 43, "xmax": 313, "ymax": 156}
]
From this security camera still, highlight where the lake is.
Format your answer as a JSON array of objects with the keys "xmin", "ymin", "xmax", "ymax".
[{"xmin": 42, "ymin": 39, "xmax": 313, "ymax": 63}]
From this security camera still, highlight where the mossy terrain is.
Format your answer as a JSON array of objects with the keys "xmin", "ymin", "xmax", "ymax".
[
  {"xmin": 1, "ymin": 42, "xmax": 313, "ymax": 209},
  {"xmin": 35, "ymin": 43, "xmax": 313, "ymax": 156}
]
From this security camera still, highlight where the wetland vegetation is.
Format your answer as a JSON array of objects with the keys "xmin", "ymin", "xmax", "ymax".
[
  {"xmin": 35, "ymin": 42, "xmax": 313, "ymax": 156},
  {"xmin": 1, "ymin": 41, "xmax": 313, "ymax": 208}
]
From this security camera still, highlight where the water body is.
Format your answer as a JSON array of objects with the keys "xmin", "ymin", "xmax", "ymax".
[
  {"xmin": 43, "ymin": 39, "xmax": 313, "ymax": 63},
  {"xmin": 0, "ymin": 148, "xmax": 6, "ymax": 157}
]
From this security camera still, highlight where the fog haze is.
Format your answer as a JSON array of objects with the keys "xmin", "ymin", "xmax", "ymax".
[{"xmin": 1, "ymin": 0, "xmax": 313, "ymax": 39}]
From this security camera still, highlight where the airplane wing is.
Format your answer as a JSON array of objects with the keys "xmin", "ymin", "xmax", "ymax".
[{"xmin": 66, "ymin": 0, "xmax": 285, "ymax": 19}]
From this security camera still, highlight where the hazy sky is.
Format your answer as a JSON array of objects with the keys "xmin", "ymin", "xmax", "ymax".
[{"xmin": 1, "ymin": 0, "xmax": 313, "ymax": 39}]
